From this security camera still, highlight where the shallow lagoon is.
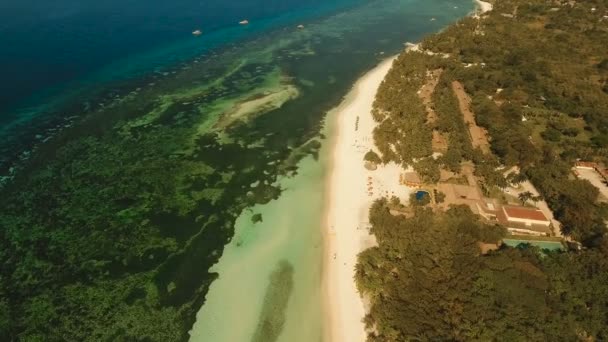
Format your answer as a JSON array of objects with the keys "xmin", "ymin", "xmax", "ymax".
[{"xmin": 190, "ymin": 153, "xmax": 327, "ymax": 342}]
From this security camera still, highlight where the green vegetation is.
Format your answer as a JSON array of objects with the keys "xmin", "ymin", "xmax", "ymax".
[
  {"xmin": 0, "ymin": 101, "xmax": 285, "ymax": 340},
  {"xmin": 414, "ymin": 157, "xmax": 440, "ymax": 183},
  {"xmin": 357, "ymin": 200, "xmax": 608, "ymax": 341},
  {"xmin": 372, "ymin": 52, "xmax": 433, "ymax": 165},
  {"xmin": 363, "ymin": 150, "xmax": 382, "ymax": 164},
  {"xmin": 252, "ymin": 213, "xmax": 264, "ymax": 224},
  {"xmin": 472, "ymin": 151, "xmax": 509, "ymax": 191},
  {"xmin": 527, "ymin": 160, "xmax": 607, "ymax": 243},
  {"xmin": 358, "ymin": 0, "xmax": 608, "ymax": 340},
  {"xmin": 426, "ymin": 0, "xmax": 608, "ymax": 242},
  {"xmin": 517, "ymin": 190, "xmax": 534, "ymax": 205},
  {"xmin": 433, "ymin": 75, "xmax": 473, "ymax": 171},
  {"xmin": 373, "ymin": 0, "xmax": 608, "ymax": 243}
]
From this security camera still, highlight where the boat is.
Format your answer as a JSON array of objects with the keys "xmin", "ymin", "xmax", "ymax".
[
  {"xmin": 297, "ymin": 24, "xmax": 305, "ymax": 29},
  {"xmin": 192, "ymin": 29, "xmax": 202, "ymax": 36},
  {"xmin": 239, "ymin": 20, "xmax": 249, "ymax": 25}
]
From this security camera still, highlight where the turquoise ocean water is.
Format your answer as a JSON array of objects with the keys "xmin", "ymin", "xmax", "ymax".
[{"xmin": 0, "ymin": 0, "xmax": 366, "ymax": 178}]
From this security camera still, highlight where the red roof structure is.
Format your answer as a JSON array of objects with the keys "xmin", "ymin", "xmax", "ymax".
[
  {"xmin": 503, "ymin": 206, "xmax": 548, "ymax": 221},
  {"xmin": 575, "ymin": 161, "xmax": 598, "ymax": 169}
]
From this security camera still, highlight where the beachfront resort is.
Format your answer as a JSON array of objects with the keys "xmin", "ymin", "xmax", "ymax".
[
  {"xmin": 367, "ymin": 58, "xmax": 568, "ymax": 249},
  {"xmin": 351, "ymin": 0, "xmax": 608, "ymax": 338},
  {"xmin": 398, "ymin": 165, "xmax": 562, "ymax": 240}
]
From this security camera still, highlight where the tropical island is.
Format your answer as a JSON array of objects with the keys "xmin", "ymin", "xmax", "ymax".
[{"xmin": 345, "ymin": 0, "xmax": 608, "ymax": 340}]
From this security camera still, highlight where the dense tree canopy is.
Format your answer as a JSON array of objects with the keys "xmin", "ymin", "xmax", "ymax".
[
  {"xmin": 364, "ymin": 150, "xmax": 382, "ymax": 164},
  {"xmin": 357, "ymin": 201, "xmax": 608, "ymax": 341},
  {"xmin": 372, "ymin": 52, "xmax": 433, "ymax": 166},
  {"xmin": 373, "ymin": 0, "xmax": 608, "ymax": 242}
]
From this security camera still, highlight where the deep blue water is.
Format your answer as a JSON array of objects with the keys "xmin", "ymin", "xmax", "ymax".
[
  {"xmin": 0, "ymin": 0, "xmax": 362, "ymax": 123},
  {"xmin": 0, "ymin": 0, "xmax": 369, "ymax": 179}
]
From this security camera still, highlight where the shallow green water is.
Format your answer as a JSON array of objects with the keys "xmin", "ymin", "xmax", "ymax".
[{"xmin": 189, "ymin": 152, "xmax": 327, "ymax": 342}]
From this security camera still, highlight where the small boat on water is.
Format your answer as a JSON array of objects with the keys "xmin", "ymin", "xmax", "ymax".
[
  {"xmin": 192, "ymin": 29, "xmax": 202, "ymax": 36},
  {"xmin": 239, "ymin": 19, "xmax": 249, "ymax": 25}
]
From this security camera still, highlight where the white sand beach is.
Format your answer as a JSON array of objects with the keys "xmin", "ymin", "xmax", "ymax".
[
  {"xmin": 322, "ymin": 4, "xmax": 491, "ymax": 339},
  {"xmin": 475, "ymin": 0, "xmax": 493, "ymax": 14},
  {"xmin": 323, "ymin": 57, "xmax": 413, "ymax": 342}
]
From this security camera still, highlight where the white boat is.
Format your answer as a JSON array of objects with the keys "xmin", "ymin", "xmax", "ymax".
[
  {"xmin": 239, "ymin": 19, "xmax": 249, "ymax": 25},
  {"xmin": 192, "ymin": 29, "xmax": 202, "ymax": 36}
]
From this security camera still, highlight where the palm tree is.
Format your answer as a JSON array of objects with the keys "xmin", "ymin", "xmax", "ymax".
[
  {"xmin": 518, "ymin": 191, "xmax": 533, "ymax": 205},
  {"xmin": 530, "ymin": 195, "xmax": 543, "ymax": 205},
  {"xmin": 513, "ymin": 172, "xmax": 527, "ymax": 185}
]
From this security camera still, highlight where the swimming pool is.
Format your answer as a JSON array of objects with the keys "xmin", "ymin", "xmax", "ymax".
[
  {"xmin": 503, "ymin": 239, "xmax": 565, "ymax": 251},
  {"xmin": 415, "ymin": 190, "xmax": 430, "ymax": 200}
]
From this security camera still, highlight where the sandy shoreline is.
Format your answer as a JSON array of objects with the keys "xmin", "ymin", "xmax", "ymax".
[
  {"xmin": 322, "ymin": 56, "xmax": 413, "ymax": 342},
  {"xmin": 322, "ymin": 2, "xmax": 493, "ymax": 340},
  {"xmin": 475, "ymin": 0, "xmax": 493, "ymax": 14}
]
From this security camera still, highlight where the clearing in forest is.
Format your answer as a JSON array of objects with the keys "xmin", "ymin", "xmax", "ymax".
[
  {"xmin": 419, "ymin": 69, "xmax": 448, "ymax": 152},
  {"xmin": 451, "ymin": 80, "xmax": 491, "ymax": 153}
]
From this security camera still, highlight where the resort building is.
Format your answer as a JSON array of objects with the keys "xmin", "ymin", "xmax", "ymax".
[
  {"xmin": 502, "ymin": 206, "xmax": 550, "ymax": 226},
  {"xmin": 476, "ymin": 202, "xmax": 552, "ymax": 236},
  {"xmin": 400, "ymin": 172, "xmax": 423, "ymax": 188},
  {"xmin": 475, "ymin": 201, "xmax": 498, "ymax": 221},
  {"xmin": 498, "ymin": 205, "xmax": 552, "ymax": 236}
]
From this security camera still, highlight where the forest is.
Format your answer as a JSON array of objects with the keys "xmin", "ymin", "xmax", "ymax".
[
  {"xmin": 360, "ymin": 0, "xmax": 608, "ymax": 340},
  {"xmin": 357, "ymin": 200, "xmax": 608, "ymax": 341}
]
